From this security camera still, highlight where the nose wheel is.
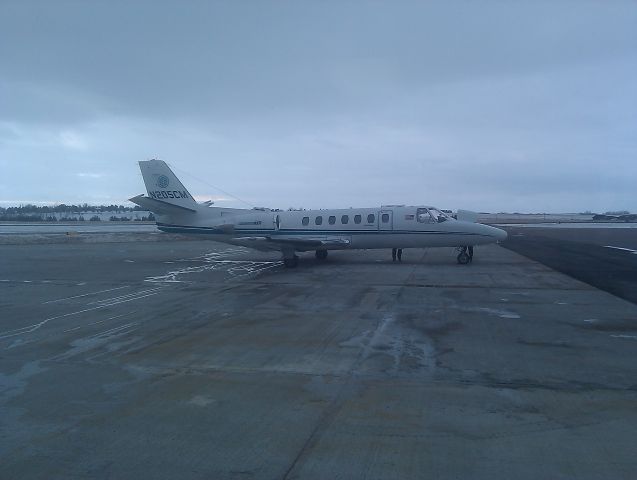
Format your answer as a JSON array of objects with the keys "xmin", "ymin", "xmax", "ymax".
[
  {"xmin": 456, "ymin": 246, "xmax": 473, "ymax": 265},
  {"xmin": 315, "ymin": 250, "xmax": 328, "ymax": 260},
  {"xmin": 281, "ymin": 248, "xmax": 299, "ymax": 268},
  {"xmin": 283, "ymin": 255, "xmax": 299, "ymax": 268},
  {"xmin": 457, "ymin": 251, "xmax": 470, "ymax": 264}
]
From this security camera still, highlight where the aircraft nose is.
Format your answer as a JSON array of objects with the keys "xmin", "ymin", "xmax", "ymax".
[
  {"xmin": 481, "ymin": 224, "xmax": 507, "ymax": 242},
  {"xmin": 493, "ymin": 226, "xmax": 507, "ymax": 242}
]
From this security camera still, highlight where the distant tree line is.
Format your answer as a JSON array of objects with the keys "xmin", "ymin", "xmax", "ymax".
[
  {"xmin": 0, "ymin": 203, "xmax": 145, "ymax": 214},
  {"xmin": 0, "ymin": 204, "xmax": 154, "ymax": 222}
]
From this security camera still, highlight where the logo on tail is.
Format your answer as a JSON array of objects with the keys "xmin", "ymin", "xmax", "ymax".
[{"xmin": 157, "ymin": 175, "xmax": 169, "ymax": 188}]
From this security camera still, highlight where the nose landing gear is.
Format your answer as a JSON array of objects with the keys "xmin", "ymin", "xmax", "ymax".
[
  {"xmin": 283, "ymin": 255, "xmax": 299, "ymax": 268},
  {"xmin": 456, "ymin": 246, "xmax": 474, "ymax": 265},
  {"xmin": 315, "ymin": 250, "xmax": 328, "ymax": 260}
]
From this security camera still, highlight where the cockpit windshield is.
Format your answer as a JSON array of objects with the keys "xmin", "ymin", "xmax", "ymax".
[{"xmin": 428, "ymin": 208, "xmax": 449, "ymax": 223}]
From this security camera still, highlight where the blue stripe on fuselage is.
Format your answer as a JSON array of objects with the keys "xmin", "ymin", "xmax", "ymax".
[{"xmin": 155, "ymin": 223, "xmax": 490, "ymax": 237}]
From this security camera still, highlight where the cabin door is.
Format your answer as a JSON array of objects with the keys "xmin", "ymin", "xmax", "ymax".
[{"xmin": 379, "ymin": 210, "xmax": 393, "ymax": 231}]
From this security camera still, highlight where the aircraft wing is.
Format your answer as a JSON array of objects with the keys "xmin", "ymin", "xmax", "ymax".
[{"xmin": 233, "ymin": 235, "xmax": 350, "ymax": 251}]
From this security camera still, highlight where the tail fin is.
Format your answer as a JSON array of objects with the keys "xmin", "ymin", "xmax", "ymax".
[{"xmin": 138, "ymin": 159, "xmax": 198, "ymax": 210}]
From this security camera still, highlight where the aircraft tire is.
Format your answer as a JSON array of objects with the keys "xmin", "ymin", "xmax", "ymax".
[
  {"xmin": 284, "ymin": 256, "xmax": 299, "ymax": 268},
  {"xmin": 457, "ymin": 252, "xmax": 470, "ymax": 265},
  {"xmin": 315, "ymin": 250, "xmax": 328, "ymax": 260}
]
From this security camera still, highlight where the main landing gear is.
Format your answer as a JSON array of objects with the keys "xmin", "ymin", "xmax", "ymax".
[
  {"xmin": 282, "ymin": 250, "xmax": 328, "ymax": 268},
  {"xmin": 315, "ymin": 250, "xmax": 328, "ymax": 260},
  {"xmin": 457, "ymin": 246, "xmax": 474, "ymax": 265},
  {"xmin": 283, "ymin": 255, "xmax": 299, "ymax": 268}
]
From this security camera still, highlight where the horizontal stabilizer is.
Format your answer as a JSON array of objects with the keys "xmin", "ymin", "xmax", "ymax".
[{"xmin": 129, "ymin": 194, "xmax": 197, "ymax": 214}]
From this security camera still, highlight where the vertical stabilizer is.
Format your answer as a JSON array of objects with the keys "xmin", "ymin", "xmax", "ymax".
[{"xmin": 139, "ymin": 159, "xmax": 198, "ymax": 209}]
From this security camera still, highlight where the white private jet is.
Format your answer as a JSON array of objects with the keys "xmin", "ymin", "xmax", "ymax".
[{"xmin": 130, "ymin": 160, "xmax": 507, "ymax": 267}]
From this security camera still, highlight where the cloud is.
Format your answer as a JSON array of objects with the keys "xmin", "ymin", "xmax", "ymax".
[
  {"xmin": 75, "ymin": 173, "xmax": 104, "ymax": 179},
  {"xmin": 2, "ymin": 1, "xmax": 635, "ymax": 122},
  {"xmin": 0, "ymin": 1, "xmax": 635, "ymax": 211},
  {"xmin": 60, "ymin": 131, "xmax": 88, "ymax": 150}
]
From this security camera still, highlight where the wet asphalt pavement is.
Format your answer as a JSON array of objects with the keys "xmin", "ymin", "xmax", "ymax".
[
  {"xmin": 1, "ymin": 234, "xmax": 636, "ymax": 479},
  {"xmin": 501, "ymin": 226, "xmax": 637, "ymax": 305}
]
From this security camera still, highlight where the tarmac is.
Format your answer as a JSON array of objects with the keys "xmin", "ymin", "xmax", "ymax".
[
  {"xmin": 502, "ymin": 225, "xmax": 637, "ymax": 305},
  {"xmin": 1, "ymin": 234, "xmax": 636, "ymax": 479}
]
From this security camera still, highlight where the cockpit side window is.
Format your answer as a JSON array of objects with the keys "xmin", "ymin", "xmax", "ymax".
[{"xmin": 417, "ymin": 208, "xmax": 433, "ymax": 223}]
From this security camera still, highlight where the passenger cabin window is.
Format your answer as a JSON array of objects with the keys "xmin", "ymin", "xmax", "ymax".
[
  {"xmin": 302, "ymin": 217, "xmax": 309, "ymax": 226},
  {"xmin": 354, "ymin": 214, "xmax": 362, "ymax": 224},
  {"xmin": 328, "ymin": 216, "xmax": 336, "ymax": 225},
  {"xmin": 341, "ymin": 215, "xmax": 349, "ymax": 224},
  {"xmin": 315, "ymin": 216, "xmax": 323, "ymax": 225},
  {"xmin": 381, "ymin": 213, "xmax": 390, "ymax": 223},
  {"xmin": 367, "ymin": 213, "xmax": 375, "ymax": 223},
  {"xmin": 417, "ymin": 208, "xmax": 432, "ymax": 223}
]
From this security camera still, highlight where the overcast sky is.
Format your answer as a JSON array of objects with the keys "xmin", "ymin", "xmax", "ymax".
[{"xmin": 1, "ymin": 1, "xmax": 635, "ymax": 212}]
